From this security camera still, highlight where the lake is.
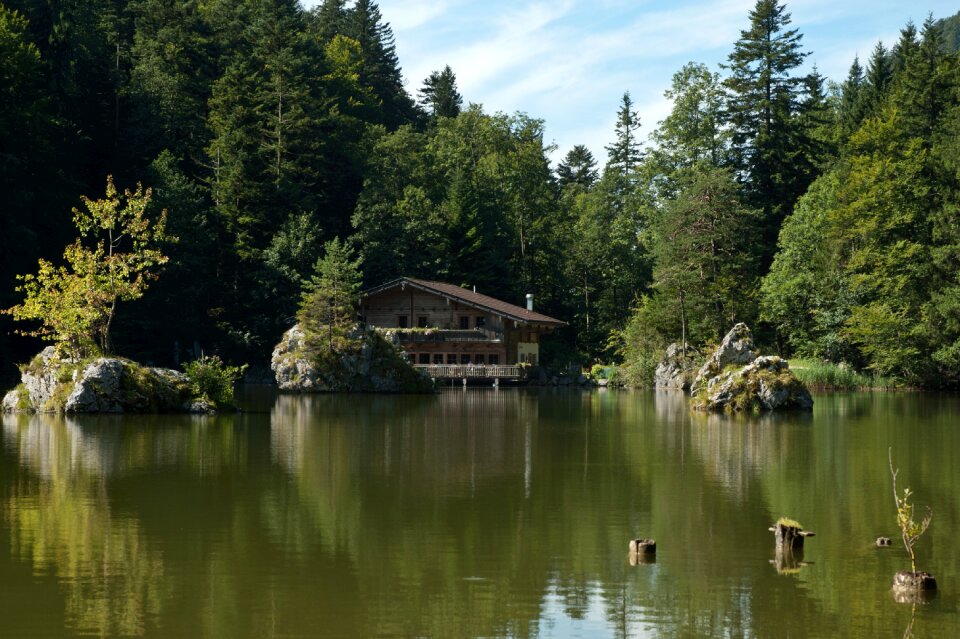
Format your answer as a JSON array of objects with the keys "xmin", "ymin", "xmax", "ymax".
[{"xmin": 1, "ymin": 389, "xmax": 958, "ymax": 638}]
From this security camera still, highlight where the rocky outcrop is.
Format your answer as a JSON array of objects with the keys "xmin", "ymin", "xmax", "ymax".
[
  {"xmin": 2, "ymin": 347, "xmax": 211, "ymax": 414},
  {"xmin": 691, "ymin": 323, "xmax": 757, "ymax": 393},
  {"xmin": 655, "ymin": 343, "xmax": 701, "ymax": 390},
  {"xmin": 691, "ymin": 325, "xmax": 813, "ymax": 412},
  {"xmin": 271, "ymin": 325, "xmax": 434, "ymax": 393}
]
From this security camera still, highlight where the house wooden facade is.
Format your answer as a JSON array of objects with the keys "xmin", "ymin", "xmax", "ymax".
[{"xmin": 360, "ymin": 278, "xmax": 564, "ymax": 368}]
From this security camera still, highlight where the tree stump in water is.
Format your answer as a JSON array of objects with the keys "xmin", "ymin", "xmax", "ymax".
[
  {"xmin": 770, "ymin": 521, "xmax": 815, "ymax": 551},
  {"xmin": 892, "ymin": 571, "xmax": 937, "ymax": 592},
  {"xmin": 875, "ymin": 536, "xmax": 892, "ymax": 547},
  {"xmin": 628, "ymin": 538, "xmax": 656, "ymax": 555}
]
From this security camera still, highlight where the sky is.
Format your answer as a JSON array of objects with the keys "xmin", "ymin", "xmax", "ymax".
[{"xmin": 304, "ymin": 0, "xmax": 959, "ymax": 164}]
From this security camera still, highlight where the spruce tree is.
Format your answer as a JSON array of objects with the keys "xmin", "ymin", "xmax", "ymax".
[
  {"xmin": 722, "ymin": 0, "xmax": 813, "ymax": 269},
  {"xmin": 557, "ymin": 145, "xmax": 599, "ymax": 191},
  {"xmin": 418, "ymin": 65, "xmax": 463, "ymax": 119}
]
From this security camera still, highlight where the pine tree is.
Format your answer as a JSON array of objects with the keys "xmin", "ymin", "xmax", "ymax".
[
  {"xmin": 557, "ymin": 145, "xmax": 599, "ymax": 191},
  {"xmin": 722, "ymin": 0, "xmax": 813, "ymax": 268},
  {"xmin": 418, "ymin": 65, "xmax": 463, "ymax": 119},
  {"xmin": 862, "ymin": 42, "xmax": 893, "ymax": 116},
  {"xmin": 839, "ymin": 56, "xmax": 866, "ymax": 137},
  {"xmin": 298, "ymin": 238, "xmax": 362, "ymax": 351},
  {"xmin": 345, "ymin": 0, "xmax": 415, "ymax": 128},
  {"xmin": 604, "ymin": 92, "xmax": 643, "ymax": 176}
]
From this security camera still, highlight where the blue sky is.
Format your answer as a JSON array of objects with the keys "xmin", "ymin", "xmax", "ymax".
[{"xmin": 304, "ymin": 1, "xmax": 959, "ymax": 164}]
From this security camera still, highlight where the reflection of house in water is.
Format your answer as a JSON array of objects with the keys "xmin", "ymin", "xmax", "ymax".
[
  {"xmin": 270, "ymin": 392, "xmax": 540, "ymax": 493},
  {"xmin": 360, "ymin": 278, "xmax": 564, "ymax": 380}
]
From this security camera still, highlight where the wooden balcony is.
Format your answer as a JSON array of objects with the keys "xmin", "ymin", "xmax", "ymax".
[
  {"xmin": 414, "ymin": 364, "xmax": 523, "ymax": 380},
  {"xmin": 378, "ymin": 327, "xmax": 503, "ymax": 343}
]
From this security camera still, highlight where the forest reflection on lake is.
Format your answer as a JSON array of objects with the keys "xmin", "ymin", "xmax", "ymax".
[{"xmin": 1, "ymin": 389, "xmax": 958, "ymax": 638}]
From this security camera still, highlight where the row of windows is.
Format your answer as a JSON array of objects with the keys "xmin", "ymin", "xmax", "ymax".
[
  {"xmin": 397, "ymin": 315, "xmax": 487, "ymax": 329},
  {"xmin": 409, "ymin": 353, "xmax": 500, "ymax": 365}
]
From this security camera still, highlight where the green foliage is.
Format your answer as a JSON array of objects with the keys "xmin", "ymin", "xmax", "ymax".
[
  {"xmin": 889, "ymin": 449, "xmax": 933, "ymax": 573},
  {"xmin": 418, "ymin": 65, "xmax": 462, "ymax": 119},
  {"xmin": 3, "ymin": 177, "xmax": 171, "ymax": 358},
  {"xmin": 788, "ymin": 359, "xmax": 896, "ymax": 390},
  {"xmin": 182, "ymin": 355, "xmax": 246, "ymax": 409},
  {"xmin": 298, "ymin": 238, "xmax": 363, "ymax": 351}
]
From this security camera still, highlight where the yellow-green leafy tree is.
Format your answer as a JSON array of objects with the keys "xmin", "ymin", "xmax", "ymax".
[{"xmin": 4, "ymin": 176, "xmax": 172, "ymax": 358}]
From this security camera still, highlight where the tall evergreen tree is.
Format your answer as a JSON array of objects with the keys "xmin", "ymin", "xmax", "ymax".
[
  {"xmin": 556, "ymin": 145, "xmax": 599, "ymax": 191},
  {"xmin": 839, "ymin": 56, "xmax": 867, "ymax": 137},
  {"xmin": 862, "ymin": 42, "xmax": 893, "ymax": 116},
  {"xmin": 722, "ymin": 0, "xmax": 814, "ymax": 268},
  {"xmin": 418, "ymin": 65, "xmax": 462, "ymax": 119},
  {"xmin": 345, "ymin": 0, "xmax": 415, "ymax": 128}
]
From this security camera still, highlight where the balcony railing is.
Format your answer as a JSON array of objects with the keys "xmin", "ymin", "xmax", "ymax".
[
  {"xmin": 414, "ymin": 364, "xmax": 523, "ymax": 379},
  {"xmin": 380, "ymin": 328, "xmax": 503, "ymax": 343}
]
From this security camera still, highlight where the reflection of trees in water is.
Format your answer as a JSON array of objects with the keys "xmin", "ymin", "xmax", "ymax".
[{"xmin": 1, "ymin": 413, "xmax": 164, "ymax": 637}]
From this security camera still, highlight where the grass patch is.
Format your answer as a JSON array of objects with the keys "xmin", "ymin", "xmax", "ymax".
[
  {"xmin": 788, "ymin": 359, "xmax": 898, "ymax": 390},
  {"xmin": 777, "ymin": 517, "xmax": 803, "ymax": 528}
]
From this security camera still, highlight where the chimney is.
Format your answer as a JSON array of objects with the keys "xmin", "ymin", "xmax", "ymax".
[{"xmin": 526, "ymin": 293, "xmax": 534, "ymax": 311}]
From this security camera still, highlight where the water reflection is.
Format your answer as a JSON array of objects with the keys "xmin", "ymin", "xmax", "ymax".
[
  {"xmin": 1, "ymin": 391, "xmax": 959, "ymax": 638},
  {"xmin": 2, "ymin": 413, "xmax": 164, "ymax": 637}
]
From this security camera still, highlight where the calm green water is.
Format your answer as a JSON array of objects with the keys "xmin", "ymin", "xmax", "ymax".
[{"xmin": 1, "ymin": 389, "xmax": 958, "ymax": 638}]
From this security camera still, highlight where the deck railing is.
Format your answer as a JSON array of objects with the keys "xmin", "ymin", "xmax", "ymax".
[
  {"xmin": 378, "ymin": 328, "xmax": 503, "ymax": 343},
  {"xmin": 414, "ymin": 364, "xmax": 523, "ymax": 379}
]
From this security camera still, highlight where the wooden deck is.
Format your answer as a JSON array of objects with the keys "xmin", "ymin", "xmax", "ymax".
[{"xmin": 414, "ymin": 364, "xmax": 523, "ymax": 380}]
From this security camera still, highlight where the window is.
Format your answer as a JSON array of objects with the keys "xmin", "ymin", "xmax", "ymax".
[
  {"xmin": 460, "ymin": 353, "xmax": 471, "ymax": 364},
  {"xmin": 418, "ymin": 353, "xmax": 430, "ymax": 364},
  {"xmin": 475, "ymin": 316, "xmax": 486, "ymax": 328},
  {"xmin": 489, "ymin": 354, "xmax": 499, "ymax": 365},
  {"xmin": 418, "ymin": 316, "xmax": 428, "ymax": 328},
  {"xmin": 474, "ymin": 354, "xmax": 485, "ymax": 365},
  {"xmin": 459, "ymin": 316, "xmax": 470, "ymax": 329},
  {"xmin": 447, "ymin": 354, "xmax": 457, "ymax": 364},
  {"xmin": 397, "ymin": 315, "xmax": 408, "ymax": 328},
  {"xmin": 433, "ymin": 354, "xmax": 444, "ymax": 364}
]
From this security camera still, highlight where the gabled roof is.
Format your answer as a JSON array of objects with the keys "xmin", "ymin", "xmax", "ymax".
[{"xmin": 361, "ymin": 277, "xmax": 565, "ymax": 326}]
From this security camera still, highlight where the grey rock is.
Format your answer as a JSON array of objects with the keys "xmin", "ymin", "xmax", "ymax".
[
  {"xmin": 2, "ymin": 390, "xmax": 20, "ymax": 413},
  {"xmin": 271, "ymin": 324, "xmax": 433, "ymax": 393},
  {"xmin": 691, "ymin": 323, "xmax": 756, "ymax": 393},
  {"xmin": 21, "ymin": 346, "xmax": 64, "ymax": 411},
  {"xmin": 692, "ymin": 326, "xmax": 812, "ymax": 412},
  {"xmin": 66, "ymin": 358, "xmax": 125, "ymax": 413},
  {"xmin": 4, "ymin": 348, "xmax": 199, "ymax": 413},
  {"xmin": 655, "ymin": 342, "xmax": 700, "ymax": 390}
]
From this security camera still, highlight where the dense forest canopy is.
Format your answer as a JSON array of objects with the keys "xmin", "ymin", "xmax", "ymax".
[{"xmin": 2, "ymin": 0, "xmax": 959, "ymax": 387}]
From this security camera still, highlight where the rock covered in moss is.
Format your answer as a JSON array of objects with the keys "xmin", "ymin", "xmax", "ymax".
[
  {"xmin": 655, "ymin": 343, "xmax": 701, "ymax": 390},
  {"xmin": 271, "ymin": 324, "xmax": 434, "ymax": 393},
  {"xmin": 691, "ymin": 326, "xmax": 813, "ymax": 412},
  {"xmin": 2, "ymin": 347, "xmax": 207, "ymax": 414},
  {"xmin": 691, "ymin": 323, "xmax": 757, "ymax": 393}
]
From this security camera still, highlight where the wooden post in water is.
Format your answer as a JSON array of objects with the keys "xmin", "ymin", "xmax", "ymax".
[{"xmin": 770, "ymin": 519, "xmax": 815, "ymax": 574}]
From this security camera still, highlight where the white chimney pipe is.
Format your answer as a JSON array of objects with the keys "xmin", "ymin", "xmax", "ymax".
[{"xmin": 526, "ymin": 293, "xmax": 533, "ymax": 311}]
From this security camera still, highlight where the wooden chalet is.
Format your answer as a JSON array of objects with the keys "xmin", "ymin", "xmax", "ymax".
[{"xmin": 360, "ymin": 278, "xmax": 565, "ymax": 380}]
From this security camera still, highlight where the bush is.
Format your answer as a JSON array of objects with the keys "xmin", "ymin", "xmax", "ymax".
[
  {"xmin": 183, "ymin": 355, "xmax": 247, "ymax": 409},
  {"xmin": 788, "ymin": 358, "xmax": 898, "ymax": 390}
]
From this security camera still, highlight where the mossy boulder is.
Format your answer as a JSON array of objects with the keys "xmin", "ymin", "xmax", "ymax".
[
  {"xmin": 2, "ymin": 346, "xmax": 214, "ymax": 414},
  {"xmin": 691, "ymin": 325, "xmax": 813, "ymax": 413},
  {"xmin": 271, "ymin": 324, "xmax": 434, "ymax": 393}
]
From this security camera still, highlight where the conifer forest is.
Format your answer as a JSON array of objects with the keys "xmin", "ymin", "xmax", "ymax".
[{"xmin": 2, "ymin": 0, "xmax": 960, "ymax": 388}]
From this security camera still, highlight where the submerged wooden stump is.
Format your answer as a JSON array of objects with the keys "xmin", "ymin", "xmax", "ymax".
[
  {"xmin": 892, "ymin": 570, "xmax": 937, "ymax": 592},
  {"xmin": 770, "ymin": 521, "xmax": 815, "ymax": 551},
  {"xmin": 629, "ymin": 538, "xmax": 656, "ymax": 555},
  {"xmin": 628, "ymin": 538, "xmax": 656, "ymax": 566},
  {"xmin": 875, "ymin": 536, "xmax": 892, "ymax": 547}
]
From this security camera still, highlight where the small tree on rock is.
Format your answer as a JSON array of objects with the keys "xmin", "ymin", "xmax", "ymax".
[
  {"xmin": 298, "ymin": 237, "xmax": 362, "ymax": 351},
  {"xmin": 4, "ymin": 176, "xmax": 171, "ymax": 358}
]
